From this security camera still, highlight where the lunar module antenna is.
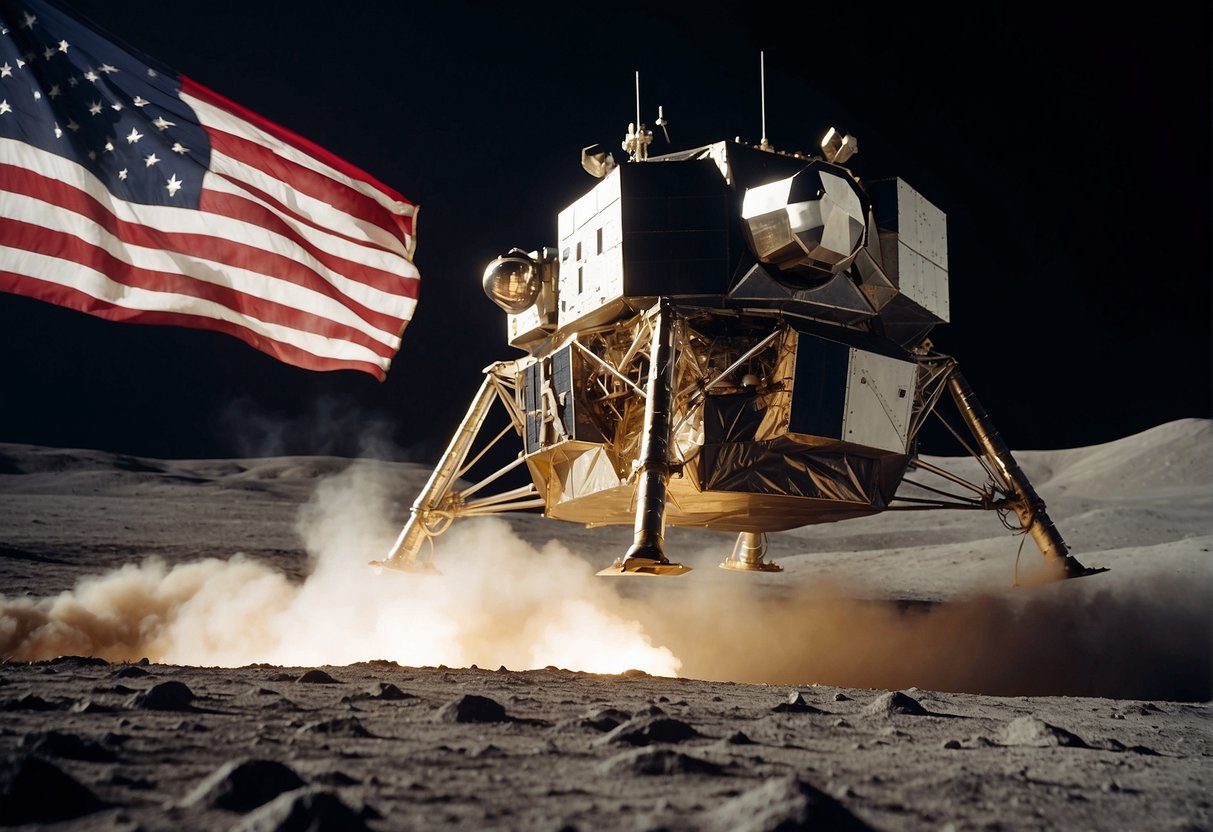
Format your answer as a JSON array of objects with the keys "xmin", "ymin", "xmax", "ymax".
[
  {"xmin": 623, "ymin": 71, "xmax": 654, "ymax": 161},
  {"xmin": 759, "ymin": 51, "xmax": 771, "ymax": 151},
  {"xmin": 635, "ymin": 70, "xmax": 640, "ymax": 135}
]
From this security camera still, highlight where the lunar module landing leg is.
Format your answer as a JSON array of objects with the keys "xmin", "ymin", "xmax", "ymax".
[
  {"xmin": 943, "ymin": 369, "xmax": 1105, "ymax": 581},
  {"xmin": 598, "ymin": 301, "xmax": 690, "ymax": 576},
  {"xmin": 371, "ymin": 363, "xmax": 545, "ymax": 574}
]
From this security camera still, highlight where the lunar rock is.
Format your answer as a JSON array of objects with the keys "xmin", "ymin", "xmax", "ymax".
[
  {"xmin": 2, "ymin": 693, "xmax": 62, "ymax": 711},
  {"xmin": 342, "ymin": 682, "xmax": 413, "ymax": 703},
  {"xmin": 181, "ymin": 758, "xmax": 307, "ymax": 812},
  {"xmin": 598, "ymin": 748, "xmax": 724, "ymax": 777},
  {"xmin": 597, "ymin": 716, "xmax": 699, "ymax": 746},
  {"xmin": 999, "ymin": 715, "xmax": 1089, "ymax": 748},
  {"xmin": 363, "ymin": 681, "xmax": 412, "ymax": 700},
  {"xmin": 20, "ymin": 730, "xmax": 116, "ymax": 762},
  {"xmin": 721, "ymin": 730, "xmax": 755, "ymax": 745},
  {"xmin": 0, "ymin": 755, "xmax": 108, "ymax": 824},
  {"xmin": 295, "ymin": 716, "xmax": 374, "ymax": 738},
  {"xmin": 130, "ymin": 679, "xmax": 195, "ymax": 710},
  {"xmin": 229, "ymin": 788, "xmax": 369, "ymax": 832},
  {"xmin": 709, "ymin": 776, "xmax": 874, "ymax": 831},
  {"xmin": 772, "ymin": 691, "xmax": 824, "ymax": 713},
  {"xmin": 579, "ymin": 706, "xmax": 632, "ymax": 732},
  {"xmin": 295, "ymin": 669, "xmax": 339, "ymax": 684},
  {"xmin": 862, "ymin": 691, "xmax": 930, "ymax": 717},
  {"xmin": 436, "ymin": 693, "xmax": 509, "ymax": 723}
]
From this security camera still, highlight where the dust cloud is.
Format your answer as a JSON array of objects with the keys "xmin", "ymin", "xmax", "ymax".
[
  {"xmin": 1, "ymin": 461, "xmax": 1208, "ymax": 700},
  {"xmin": 633, "ymin": 565, "xmax": 1212, "ymax": 701},
  {"xmin": 0, "ymin": 463, "xmax": 679, "ymax": 676}
]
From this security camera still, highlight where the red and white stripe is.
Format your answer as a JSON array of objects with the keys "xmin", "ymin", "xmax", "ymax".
[{"xmin": 0, "ymin": 77, "xmax": 419, "ymax": 380}]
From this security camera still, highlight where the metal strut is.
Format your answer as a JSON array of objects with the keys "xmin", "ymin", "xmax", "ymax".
[
  {"xmin": 946, "ymin": 369, "xmax": 1106, "ymax": 581},
  {"xmin": 372, "ymin": 370, "xmax": 506, "ymax": 574},
  {"xmin": 599, "ymin": 301, "xmax": 689, "ymax": 576}
]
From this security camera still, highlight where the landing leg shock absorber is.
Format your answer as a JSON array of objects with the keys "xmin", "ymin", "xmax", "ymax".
[{"xmin": 947, "ymin": 370, "xmax": 1105, "ymax": 580}]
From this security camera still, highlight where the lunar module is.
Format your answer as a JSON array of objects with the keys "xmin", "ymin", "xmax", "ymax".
[{"xmin": 375, "ymin": 103, "xmax": 1104, "ymax": 582}]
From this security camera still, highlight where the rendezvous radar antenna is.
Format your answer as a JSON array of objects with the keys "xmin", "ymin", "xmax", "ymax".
[{"xmin": 375, "ymin": 56, "xmax": 1107, "ymax": 585}]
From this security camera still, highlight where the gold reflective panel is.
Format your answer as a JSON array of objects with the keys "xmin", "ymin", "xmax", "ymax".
[
  {"xmin": 514, "ymin": 313, "xmax": 910, "ymax": 534},
  {"xmin": 482, "ymin": 255, "xmax": 540, "ymax": 313}
]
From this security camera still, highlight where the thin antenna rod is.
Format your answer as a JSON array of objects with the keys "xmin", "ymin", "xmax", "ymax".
[
  {"xmin": 760, "ymin": 52, "xmax": 768, "ymax": 148},
  {"xmin": 635, "ymin": 71, "xmax": 641, "ymax": 129}
]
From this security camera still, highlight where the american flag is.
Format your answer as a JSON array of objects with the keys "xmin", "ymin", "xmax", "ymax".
[{"xmin": 0, "ymin": 0, "xmax": 418, "ymax": 380}]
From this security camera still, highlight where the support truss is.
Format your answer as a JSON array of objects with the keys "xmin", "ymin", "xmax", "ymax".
[{"xmin": 371, "ymin": 362, "xmax": 544, "ymax": 573}]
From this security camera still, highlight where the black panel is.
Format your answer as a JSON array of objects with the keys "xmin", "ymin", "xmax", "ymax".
[
  {"xmin": 620, "ymin": 159, "xmax": 724, "ymax": 200},
  {"xmin": 626, "ymin": 261, "xmax": 727, "ymax": 297},
  {"xmin": 624, "ymin": 194, "xmax": 726, "ymax": 231},
  {"xmin": 523, "ymin": 362, "xmax": 543, "ymax": 454},
  {"xmin": 624, "ymin": 228, "xmax": 730, "ymax": 296},
  {"xmin": 624, "ymin": 229, "xmax": 728, "ymax": 262},
  {"xmin": 617, "ymin": 161, "xmax": 731, "ymax": 298},
  {"xmin": 703, "ymin": 393, "xmax": 764, "ymax": 444},
  {"xmin": 788, "ymin": 335, "xmax": 849, "ymax": 439},
  {"xmin": 788, "ymin": 316, "xmax": 915, "ymax": 361},
  {"xmin": 550, "ymin": 346, "xmax": 575, "ymax": 438}
]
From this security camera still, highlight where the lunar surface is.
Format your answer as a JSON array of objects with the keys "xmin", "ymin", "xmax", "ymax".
[{"xmin": 1, "ymin": 419, "xmax": 1209, "ymax": 830}]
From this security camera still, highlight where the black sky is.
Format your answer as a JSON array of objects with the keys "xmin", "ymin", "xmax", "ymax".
[{"xmin": 1, "ymin": 2, "xmax": 1209, "ymax": 461}]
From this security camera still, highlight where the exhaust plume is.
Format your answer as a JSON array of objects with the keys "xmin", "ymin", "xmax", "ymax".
[{"xmin": 0, "ymin": 462, "xmax": 679, "ymax": 676}]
